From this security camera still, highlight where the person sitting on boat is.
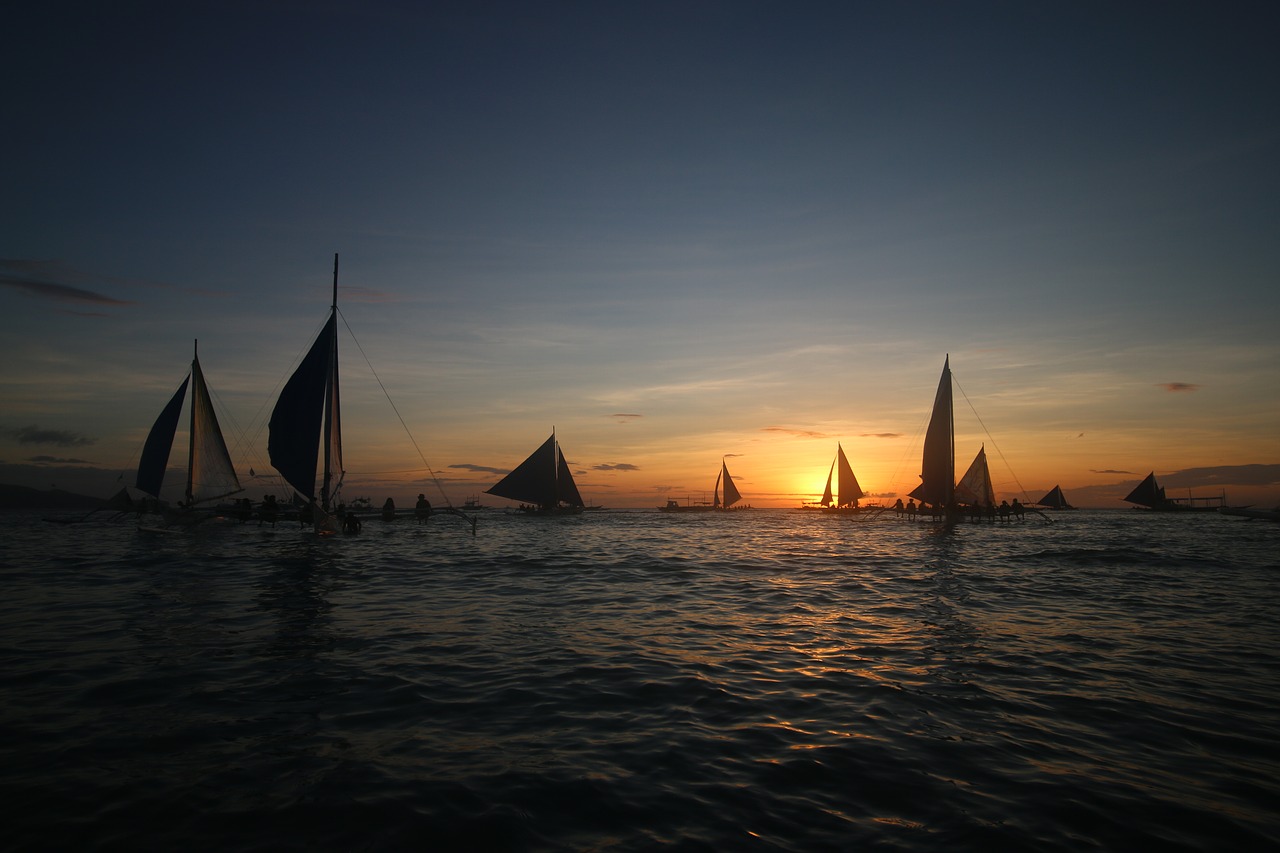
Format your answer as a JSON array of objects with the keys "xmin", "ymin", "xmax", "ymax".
[
  {"xmin": 342, "ymin": 508, "xmax": 362, "ymax": 534},
  {"xmin": 893, "ymin": 498, "xmax": 904, "ymax": 516},
  {"xmin": 259, "ymin": 494, "xmax": 278, "ymax": 527},
  {"xmin": 415, "ymin": 493, "xmax": 432, "ymax": 523},
  {"xmin": 905, "ymin": 499, "xmax": 917, "ymax": 520},
  {"xmin": 382, "ymin": 497, "xmax": 396, "ymax": 522},
  {"xmin": 998, "ymin": 500, "xmax": 1011, "ymax": 522},
  {"xmin": 1010, "ymin": 498, "xmax": 1025, "ymax": 521}
]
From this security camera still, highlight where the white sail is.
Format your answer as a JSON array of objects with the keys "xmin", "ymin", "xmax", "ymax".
[{"xmin": 954, "ymin": 445, "xmax": 995, "ymax": 507}]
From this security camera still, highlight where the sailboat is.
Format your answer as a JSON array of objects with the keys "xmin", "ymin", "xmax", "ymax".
[
  {"xmin": 485, "ymin": 430, "xmax": 585, "ymax": 514},
  {"xmin": 908, "ymin": 356, "xmax": 956, "ymax": 519},
  {"xmin": 268, "ymin": 256, "xmax": 345, "ymax": 534},
  {"xmin": 802, "ymin": 443, "xmax": 865, "ymax": 512},
  {"xmin": 1123, "ymin": 471, "xmax": 1225, "ymax": 512},
  {"xmin": 135, "ymin": 340, "xmax": 242, "ymax": 522},
  {"xmin": 660, "ymin": 458, "xmax": 746, "ymax": 511},
  {"xmin": 1036, "ymin": 485, "xmax": 1074, "ymax": 510}
]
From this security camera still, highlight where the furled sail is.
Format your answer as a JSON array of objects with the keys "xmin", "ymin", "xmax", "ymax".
[
  {"xmin": 954, "ymin": 445, "xmax": 995, "ymax": 507},
  {"xmin": 909, "ymin": 356, "xmax": 955, "ymax": 508}
]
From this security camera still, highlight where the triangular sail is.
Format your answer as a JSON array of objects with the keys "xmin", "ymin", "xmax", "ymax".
[
  {"xmin": 1123, "ymin": 472, "xmax": 1165, "ymax": 508},
  {"xmin": 954, "ymin": 445, "xmax": 995, "ymax": 507},
  {"xmin": 721, "ymin": 461, "xmax": 742, "ymax": 508},
  {"xmin": 556, "ymin": 446, "xmax": 585, "ymax": 508},
  {"xmin": 713, "ymin": 468, "xmax": 722, "ymax": 508},
  {"xmin": 269, "ymin": 312, "xmax": 337, "ymax": 502},
  {"xmin": 187, "ymin": 352, "xmax": 241, "ymax": 504},
  {"xmin": 486, "ymin": 433, "xmax": 559, "ymax": 507},
  {"xmin": 820, "ymin": 461, "xmax": 835, "ymax": 506},
  {"xmin": 1038, "ymin": 485, "xmax": 1072, "ymax": 509},
  {"xmin": 835, "ymin": 443, "xmax": 863, "ymax": 506},
  {"xmin": 136, "ymin": 376, "xmax": 190, "ymax": 498},
  {"xmin": 909, "ymin": 356, "xmax": 954, "ymax": 508}
]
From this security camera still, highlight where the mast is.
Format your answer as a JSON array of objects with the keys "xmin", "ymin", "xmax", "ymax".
[
  {"xmin": 321, "ymin": 253, "xmax": 340, "ymax": 513},
  {"xmin": 186, "ymin": 339, "xmax": 198, "ymax": 505}
]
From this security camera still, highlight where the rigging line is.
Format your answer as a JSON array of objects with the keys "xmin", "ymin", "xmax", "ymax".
[
  {"xmin": 951, "ymin": 373, "xmax": 1033, "ymax": 502},
  {"xmin": 337, "ymin": 308, "xmax": 455, "ymax": 509}
]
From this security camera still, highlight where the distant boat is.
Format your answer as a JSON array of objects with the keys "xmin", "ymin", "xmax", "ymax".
[
  {"xmin": 485, "ymin": 430, "xmax": 585, "ymax": 515},
  {"xmin": 135, "ymin": 340, "xmax": 243, "ymax": 522},
  {"xmin": 802, "ymin": 443, "xmax": 865, "ymax": 512},
  {"xmin": 1036, "ymin": 485, "xmax": 1075, "ymax": 510},
  {"xmin": 460, "ymin": 495, "xmax": 490, "ymax": 511},
  {"xmin": 268, "ymin": 256, "xmax": 347, "ymax": 535},
  {"xmin": 660, "ymin": 458, "xmax": 746, "ymax": 512},
  {"xmin": 1123, "ymin": 471, "xmax": 1226, "ymax": 512},
  {"xmin": 1219, "ymin": 506, "xmax": 1280, "ymax": 521}
]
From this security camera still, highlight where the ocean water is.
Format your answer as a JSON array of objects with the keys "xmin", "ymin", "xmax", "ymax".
[{"xmin": 2, "ymin": 508, "xmax": 1278, "ymax": 851}]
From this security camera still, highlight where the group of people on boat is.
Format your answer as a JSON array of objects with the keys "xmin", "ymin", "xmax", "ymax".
[{"xmin": 892, "ymin": 497, "xmax": 1027, "ymax": 522}]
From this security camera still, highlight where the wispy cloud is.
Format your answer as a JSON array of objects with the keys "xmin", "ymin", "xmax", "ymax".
[
  {"xmin": 861, "ymin": 432, "xmax": 902, "ymax": 439},
  {"xmin": 1091, "ymin": 468, "xmax": 1135, "ymax": 475},
  {"xmin": 5, "ymin": 425, "xmax": 95, "ymax": 447},
  {"xmin": 610, "ymin": 413, "xmax": 643, "ymax": 422},
  {"xmin": 28, "ymin": 455, "xmax": 94, "ymax": 464},
  {"xmin": 593, "ymin": 463, "xmax": 639, "ymax": 471},
  {"xmin": 449, "ymin": 462, "xmax": 508, "ymax": 475},
  {"xmin": 762, "ymin": 426, "xmax": 827, "ymax": 438},
  {"xmin": 1159, "ymin": 382, "xmax": 1200, "ymax": 392},
  {"xmin": 0, "ymin": 260, "xmax": 135, "ymax": 307}
]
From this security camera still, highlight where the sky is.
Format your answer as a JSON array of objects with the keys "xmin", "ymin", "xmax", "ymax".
[{"xmin": 3, "ymin": 0, "xmax": 1278, "ymax": 509}]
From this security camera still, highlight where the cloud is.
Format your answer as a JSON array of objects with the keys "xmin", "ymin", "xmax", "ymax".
[
  {"xmin": 28, "ymin": 455, "xmax": 93, "ymax": 464},
  {"xmin": 1159, "ymin": 382, "xmax": 1199, "ymax": 392},
  {"xmin": 610, "ymin": 413, "xmax": 643, "ymax": 422},
  {"xmin": 861, "ymin": 433, "xmax": 902, "ymax": 439},
  {"xmin": 5, "ymin": 425, "xmax": 95, "ymax": 447},
  {"xmin": 593, "ymin": 463, "xmax": 639, "ymax": 471},
  {"xmin": 0, "ymin": 260, "xmax": 135, "ymax": 306},
  {"xmin": 449, "ymin": 462, "xmax": 509, "ymax": 475},
  {"xmin": 1161, "ymin": 464, "xmax": 1280, "ymax": 488},
  {"xmin": 1091, "ymin": 469, "xmax": 1135, "ymax": 475},
  {"xmin": 762, "ymin": 427, "xmax": 827, "ymax": 438}
]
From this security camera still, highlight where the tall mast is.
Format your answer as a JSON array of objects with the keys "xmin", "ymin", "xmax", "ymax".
[
  {"xmin": 185, "ymin": 338, "xmax": 198, "ymax": 505},
  {"xmin": 321, "ymin": 253, "xmax": 339, "ymax": 512}
]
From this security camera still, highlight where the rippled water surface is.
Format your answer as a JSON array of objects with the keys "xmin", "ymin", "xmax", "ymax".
[{"xmin": 3, "ymin": 509, "xmax": 1278, "ymax": 851}]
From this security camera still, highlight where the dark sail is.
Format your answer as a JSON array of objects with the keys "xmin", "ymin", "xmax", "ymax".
[
  {"xmin": 909, "ymin": 356, "xmax": 954, "ymax": 508},
  {"xmin": 268, "ymin": 313, "xmax": 337, "ymax": 501},
  {"xmin": 136, "ymin": 376, "xmax": 189, "ymax": 498},
  {"xmin": 556, "ymin": 448, "xmax": 585, "ymax": 507},
  {"xmin": 1038, "ymin": 485, "xmax": 1072, "ymax": 509},
  {"xmin": 486, "ymin": 433, "xmax": 558, "ymax": 507},
  {"xmin": 1123, "ymin": 472, "xmax": 1165, "ymax": 508}
]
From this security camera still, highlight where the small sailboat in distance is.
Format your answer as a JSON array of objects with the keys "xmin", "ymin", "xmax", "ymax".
[
  {"xmin": 135, "ymin": 340, "xmax": 242, "ymax": 522},
  {"xmin": 1036, "ymin": 485, "xmax": 1075, "ymax": 510},
  {"xmin": 485, "ymin": 430, "xmax": 585, "ymax": 514},
  {"xmin": 659, "ymin": 458, "xmax": 746, "ymax": 511},
  {"xmin": 804, "ymin": 443, "xmax": 864, "ymax": 512},
  {"xmin": 268, "ymin": 255, "xmax": 345, "ymax": 534}
]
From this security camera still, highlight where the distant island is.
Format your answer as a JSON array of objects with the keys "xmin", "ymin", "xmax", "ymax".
[{"xmin": 0, "ymin": 484, "xmax": 106, "ymax": 510}]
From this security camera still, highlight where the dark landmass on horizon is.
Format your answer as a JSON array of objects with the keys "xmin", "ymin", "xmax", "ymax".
[{"xmin": 0, "ymin": 484, "xmax": 104, "ymax": 510}]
